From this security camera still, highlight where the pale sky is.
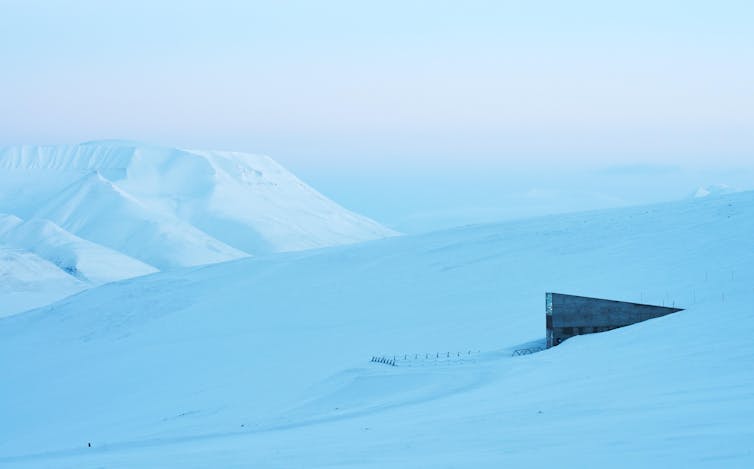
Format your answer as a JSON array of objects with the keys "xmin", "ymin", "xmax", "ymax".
[{"xmin": 1, "ymin": 1, "xmax": 753, "ymax": 231}]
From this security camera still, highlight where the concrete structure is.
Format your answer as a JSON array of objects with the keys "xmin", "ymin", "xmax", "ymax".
[{"xmin": 546, "ymin": 292, "xmax": 683, "ymax": 348}]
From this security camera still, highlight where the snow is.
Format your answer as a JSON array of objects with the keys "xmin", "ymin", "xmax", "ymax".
[
  {"xmin": 0, "ymin": 142, "xmax": 396, "ymax": 258},
  {"xmin": 0, "ymin": 141, "xmax": 396, "ymax": 316},
  {"xmin": 34, "ymin": 171, "xmax": 246, "ymax": 269},
  {"xmin": 692, "ymin": 184, "xmax": 740, "ymax": 198},
  {"xmin": 0, "ymin": 214, "xmax": 157, "ymax": 284},
  {"xmin": 0, "ymin": 246, "xmax": 87, "ymax": 318},
  {"xmin": 1, "ymin": 190, "xmax": 752, "ymax": 467}
]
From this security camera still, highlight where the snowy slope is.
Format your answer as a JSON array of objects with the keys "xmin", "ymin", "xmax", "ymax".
[
  {"xmin": 0, "ymin": 191, "xmax": 752, "ymax": 467},
  {"xmin": 33, "ymin": 171, "xmax": 246, "ymax": 269},
  {"xmin": 0, "ymin": 141, "xmax": 396, "ymax": 261},
  {"xmin": 0, "ymin": 214, "xmax": 94, "ymax": 316},
  {"xmin": 0, "ymin": 246, "xmax": 87, "ymax": 318},
  {"xmin": 0, "ymin": 215, "xmax": 157, "ymax": 284},
  {"xmin": 0, "ymin": 142, "xmax": 396, "ymax": 315}
]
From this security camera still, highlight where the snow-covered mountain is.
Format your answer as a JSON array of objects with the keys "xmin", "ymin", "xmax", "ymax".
[
  {"xmin": 0, "ymin": 245, "xmax": 87, "ymax": 319},
  {"xmin": 0, "ymin": 214, "xmax": 157, "ymax": 283},
  {"xmin": 0, "ymin": 141, "xmax": 396, "ymax": 315},
  {"xmin": 1, "ymin": 190, "xmax": 752, "ymax": 467},
  {"xmin": 691, "ymin": 183, "xmax": 740, "ymax": 198}
]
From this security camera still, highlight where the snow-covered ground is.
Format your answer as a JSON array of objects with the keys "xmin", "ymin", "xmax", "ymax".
[
  {"xmin": 1, "ymin": 190, "xmax": 752, "ymax": 467},
  {"xmin": 0, "ymin": 245, "xmax": 87, "ymax": 318},
  {"xmin": 0, "ymin": 141, "xmax": 396, "ymax": 315}
]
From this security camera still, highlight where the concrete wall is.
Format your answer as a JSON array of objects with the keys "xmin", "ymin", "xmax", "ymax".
[{"xmin": 546, "ymin": 292, "xmax": 682, "ymax": 347}]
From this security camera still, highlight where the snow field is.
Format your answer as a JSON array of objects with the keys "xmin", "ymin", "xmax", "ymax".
[{"xmin": 1, "ymin": 190, "xmax": 753, "ymax": 466}]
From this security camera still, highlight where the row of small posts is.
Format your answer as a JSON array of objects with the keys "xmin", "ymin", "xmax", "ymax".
[
  {"xmin": 370, "ymin": 350, "xmax": 481, "ymax": 367},
  {"xmin": 370, "ymin": 356, "xmax": 397, "ymax": 366}
]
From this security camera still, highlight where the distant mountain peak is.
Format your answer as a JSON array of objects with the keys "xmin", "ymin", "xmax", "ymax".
[
  {"xmin": 692, "ymin": 184, "xmax": 739, "ymax": 199},
  {"xmin": 0, "ymin": 141, "xmax": 397, "ymax": 316}
]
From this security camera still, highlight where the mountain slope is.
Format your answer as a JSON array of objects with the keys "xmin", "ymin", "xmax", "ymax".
[
  {"xmin": 0, "ymin": 215, "xmax": 157, "ymax": 284},
  {"xmin": 34, "ymin": 171, "xmax": 245, "ymax": 269},
  {"xmin": 0, "ymin": 246, "xmax": 87, "ymax": 318},
  {"xmin": 0, "ymin": 142, "xmax": 396, "ymax": 260},
  {"xmin": 1, "ymin": 190, "xmax": 752, "ymax": 467},
  {"xmin": 0, "ymin": 141, "xmax": 396, "ymax": 315}
]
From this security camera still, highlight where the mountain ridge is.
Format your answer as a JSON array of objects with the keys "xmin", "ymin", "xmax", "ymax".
[{"xmin": 0, "ymin": 141, "xmax": 397, "ymax": 315}]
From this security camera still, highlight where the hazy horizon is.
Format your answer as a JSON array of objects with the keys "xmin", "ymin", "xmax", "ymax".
[{"xmin": 2, "ymin": 0, "xmax": 752, "ymax": 231}]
